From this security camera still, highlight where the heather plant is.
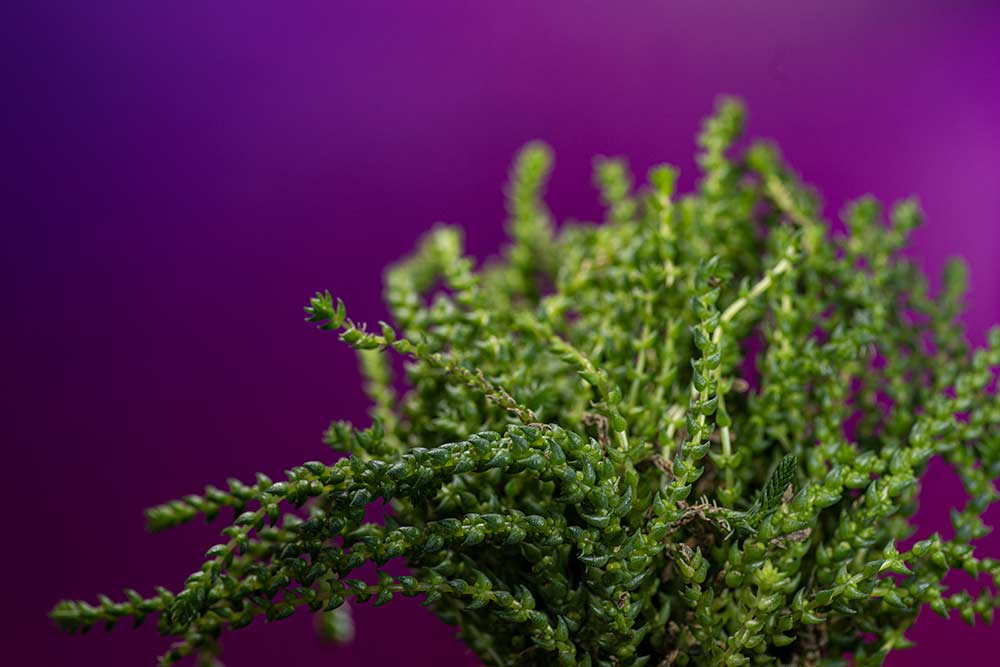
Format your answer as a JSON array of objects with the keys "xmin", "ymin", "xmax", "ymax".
[{"xmin": 52, "ymin": 99, "xmax": 1000, "ymax": 667}]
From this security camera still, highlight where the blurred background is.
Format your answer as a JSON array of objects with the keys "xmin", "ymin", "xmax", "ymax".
[{"xmin": 4, "ymin": 1, "xmax": 999, "ymax": 664}]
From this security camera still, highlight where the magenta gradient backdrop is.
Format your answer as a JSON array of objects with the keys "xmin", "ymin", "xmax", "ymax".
[{"xmin": 4, "ymin": 1, "xmax": 1000, "ymax": 665}]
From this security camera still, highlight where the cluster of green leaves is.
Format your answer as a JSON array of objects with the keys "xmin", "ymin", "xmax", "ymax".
[{"xmin": 52, "ymin": 99, "xmax": 1000, "ymax": 667}]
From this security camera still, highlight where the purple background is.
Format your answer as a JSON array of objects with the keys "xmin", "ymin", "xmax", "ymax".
[{"xmin": 4, "ymin": 1, "xmax": 999, "ymax": 665}]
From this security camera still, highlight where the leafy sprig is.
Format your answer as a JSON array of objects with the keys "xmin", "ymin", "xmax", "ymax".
[{"xmin": 53, "ymin": 99, "xmax": 1000, "ymax": 667}]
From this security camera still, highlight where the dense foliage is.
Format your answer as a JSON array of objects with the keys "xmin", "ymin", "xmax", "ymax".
[{"xmin": 53, "ymin": 99, "xmax": 1000, "ymax": 666}]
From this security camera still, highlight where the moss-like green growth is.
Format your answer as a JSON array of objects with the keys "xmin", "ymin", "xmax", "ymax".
[{"xmin": 52, "ymin": 99, "xmax": 1000, "ymax": 667}]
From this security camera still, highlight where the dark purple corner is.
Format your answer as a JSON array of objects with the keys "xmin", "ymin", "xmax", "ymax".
[{"xmin": 4, "ymin": 1, "xmax": 999, "ymax": 665}]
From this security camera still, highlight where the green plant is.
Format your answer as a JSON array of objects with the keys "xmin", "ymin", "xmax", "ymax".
[{"xmin": 51, "ymin": 99, "xmax": 1000, "ymax": 667}]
